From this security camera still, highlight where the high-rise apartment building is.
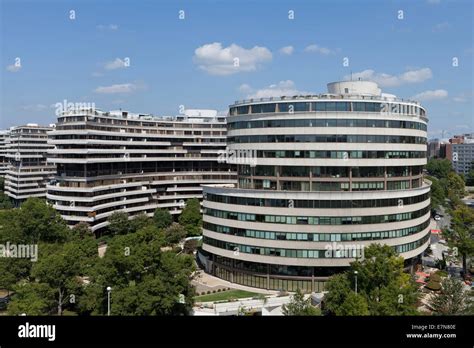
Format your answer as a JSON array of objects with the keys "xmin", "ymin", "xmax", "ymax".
[
  {"xmin": 0, "ymin": 130, "xmax": 10, "ymax": 176},
  {"xmin": 200, "ymin": 81, "xmax": 430, "ymax": 292},
  {"xmin": 4, "ymin": 124, "xmax": 55, "ymax": 206},
  {"xmin": 46, "ymin": 108, "xmax": 236, "ymax": 232}
]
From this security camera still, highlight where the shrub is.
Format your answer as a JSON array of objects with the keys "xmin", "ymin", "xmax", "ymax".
[{"xmin": 435, "ymin": 270, "xmax": 448, "ymax": 277}]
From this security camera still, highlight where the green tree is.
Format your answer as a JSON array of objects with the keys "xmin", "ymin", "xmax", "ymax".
[
  {"xmin": 164, "ymin": 223, "xmax": 186, "ymax": 245},
  {"xmin": 16, "ymin": 197, "xmax": 70, "ymax": 243},
  {"xmin": 72, "ymin": 222, "xmax": 95, "ymax": 240},
  {"xmin": 429, "ymin": 277, "xmax": 469, "ymax": 315},
  {"xmin": 336, "ymin": 292, "xmax": 369, "ymax": 316},
  {"xmin": 7, "ymin": 282, "xmax": 56, "ymax": 316},
  {"xmin": 427, "ymin": 176, "xmax": 446, "ymax": 210},
  {"xmin": 153, "ymin": 208, "xmax": 173, "ymax": 229},
  {"xmin": 107, "ymin": 211, "xmax": 132, "ymax": 235},
  {"xmin": 448, "ymin": 204, "xmax": 474, "ymax": 273},
  {"xmin": 323, "ymin": 244, "xmax": 419, "ymax": 316},
  {"xmin": 178, "ymin": 198, "xmax": 202, "ymax": 236},
  {"xmin": 426, "ymin": 158, "xmax": 453, "ymax": 179},
  {"xmin": 323, "ymin": 273, "xmax": 352, "ymax": 315},
  {"xmin": 130, "ymin": 212, "xmax": 152, "ymax": 232},
  {"xmin": 282, "ymin": 288, "xmax": 320, "ymax": 316},
  {"xmin": 30, "ymin": 238, "xmax": 98, "ymax": 315},
  {"xmin": 446, "ymin": 172, "xmax": 465, "ymax": 199}
]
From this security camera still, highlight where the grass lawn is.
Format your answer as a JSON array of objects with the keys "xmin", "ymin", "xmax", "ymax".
[{"xmin": 195, "ymin": 289, "xmax": 261, "ymax": 302}]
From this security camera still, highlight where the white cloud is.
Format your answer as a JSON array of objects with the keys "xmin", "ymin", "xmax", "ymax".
[
  {"xmin": 304, "ymin": 44, "xmax": 333, "ymax": 55},
  {"xmin": 344, "ymin": 68, "xmax": 433, "ymax": 87},
  {"xmin": 193, "ymin": 42, "xmax": 272, "ymax": 76},
  {"xmin": 105, "ymin": 58, "xmax": 129, "ymax": 70},
  {"xmin": 6, "ymin": 64, "xmax": 21, "ymax": 72},
  {"xmin": 97, "ymin": 24, "xmax": 119, "ymax": 31},
  {"xmin": 238, "ymin": 84, "xmax": 252, "ymax": 93},
  {"xmin": 94, "ymin": 83, "xmax": 138, "ymax": 94},
  {"xmin": 279, "ymin": 46, "xmax": 294, "ymax": 55},
  {"xmin": 247, "ymin": 80, "xmax": 311, "ymax": 99},
  {"xmin": 412, "ymin": 89, "xmax": 448, "ymax": 101},
  {"xmin": 433, "ymin": 22, "xmax": 450, "ymax": 32}
]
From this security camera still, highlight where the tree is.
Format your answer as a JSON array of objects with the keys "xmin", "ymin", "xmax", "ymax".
[
  {"xmin": 153, "ymin": 208, "xmax": 172, "ymax": 229},
  {"xmin": 427, "ymin": 176, "xmax": 446, "ymax": 210},
  {"xmin": 107, "ymin": 211, "xmax": 132, "ymax": 235},
  {"xmin": 164, "ymin": 223, "xmax": 186, "ymax": 245},
  {"xmin": 429, "ymin": 277, "xmax": 469, "ymax": 315},
  {"xmin": 323, "ymin": 244, "xmax": 420, "ymax": 316},
  {"xmin": 323, "ymin": 274, "xmax": 352, "ymax": 315},
  {"xmin": 72, "ymin": 222, "xmax": 95, "ymax": 240},
  {"xmin": 446, "ymin": 172, "xmax": 465, "ymax": 199},
  {"xmin": 7, "ymin": 282, "xmax": 56, "ymax": 316},
  {"xmin": 336, "ymin": 292, "xmax": 369, "ymax": 316},
  {"xmin": 426, "ymin": 158, "xmax": 453, "ymax": 179},
  {"xmin": 130, "ymin": 212, "xmax": 152, "ymax": 232},
  {"xmin": 30, "ymin": 238, "xmax": 98, "ymax": 315},
  {"xmin": 178, "ymin": 198, "xmax": 202, "ymax": 236},
  {"xmin": 282, "ymin": 288, "xmax": 320, "ymax": 316},
  {"xmin": 448, "ymin": 204, "xmax": 474, "ymax": 274},
  {"xmin": 16, "ymin": 198, "xmax": 70, "ymax": 243}
]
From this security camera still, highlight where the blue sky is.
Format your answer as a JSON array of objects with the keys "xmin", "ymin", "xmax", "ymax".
[{"xmin": 1, "ymin": 0, "xmax": 473, "ymax": 139}]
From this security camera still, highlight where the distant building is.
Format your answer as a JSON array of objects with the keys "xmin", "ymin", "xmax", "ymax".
[
  {"xmin": 3, "ymin": 124, "xmax": 56, "ymax": 206},
  {"xmin": 445, "ymin": 133, "xmax": 474, "ymax": 175},
  {"xmin": 0, "ymin": 130, "xmax": 10, "ymax": 176}
]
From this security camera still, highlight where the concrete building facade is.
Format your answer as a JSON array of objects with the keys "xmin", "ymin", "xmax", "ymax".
[
  {"xmin": 46, "ymin": 108, "xmax": 236, "ymax": 232},
  {"xmin": 3, "ymin": 124, "xmax": 55, "ymax": 206},
  {"xmin": 200, "ymin": 81, "xmax": 430, "ymax": 292}
]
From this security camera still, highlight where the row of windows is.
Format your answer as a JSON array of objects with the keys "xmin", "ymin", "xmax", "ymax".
[
  {"xmin": 245, "ymin": 179, "xmax": 422, "ymax": 192},
  {"xmin": 213, "ymin": 267, "xmax": 324, "ymax": 292},
  {"xmin": 229, "ymin": 134, "xmax": 427, "ymax": 145},
  {"xmin": 241, "ymin": 165, "xmax": 422, "ymax": 178},
  {"xmin": 205, "ymin": 192, "xmax": 429, "ymax": 209},
  {"xmin": 230, "ymin": 102, "xmax": 426, "ymax": 117},
  {"xmin": 255, "ymin": 150, "xmax": 426, "ymax": 159},
  {"xmin": 204, "ymin": 206, "xmax": 430, "ymax": 225},
  {"xmin": 228, "ymin": 118, "xmax": 427, "ymax": 131},
  {"xmin": 203, "ymin": 219, "xmax": 430, "ymax": 242},
  {"xmin": 203, "ymin": 233, "xmax": 430, "ymax": 259}
]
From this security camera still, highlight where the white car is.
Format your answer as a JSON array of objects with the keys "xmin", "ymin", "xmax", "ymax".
[{"xmin": 434, "ymin": 215, "xmax": 441, "ymax": 221}]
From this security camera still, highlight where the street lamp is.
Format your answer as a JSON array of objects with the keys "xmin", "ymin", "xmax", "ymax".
[
  {"xmin": 106, "ymin": 286, "xmax": 112, "ymax": 316},
  {"xmin": 354, "ymin": 271, "xmax": 358, "ymax": 294}
]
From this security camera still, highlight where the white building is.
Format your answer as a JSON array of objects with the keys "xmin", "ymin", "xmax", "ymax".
[
  {"xmin": 46, "ymin": 108, "xmax": 236, "ymax": 232},
  {"xmin": 4, "ymin": 124, "xmax": 55, "ymax": 206},
  {"xmin": 200, "ymin": 80, "xmax": 430, "ymax": 292}
]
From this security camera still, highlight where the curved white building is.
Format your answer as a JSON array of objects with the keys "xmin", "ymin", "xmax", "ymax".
[
  {"xmin": 200, "ymin": 81, "xmax": 430, "ymax": 292},
  {"xmin": 47, "ymin": 108, "xmax": 236, "ymax": 233}
]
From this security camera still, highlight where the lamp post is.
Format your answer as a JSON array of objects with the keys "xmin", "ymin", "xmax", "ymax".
[
  {"xmin": 354, "ymin": 271, "xmax": 358, "ymax": 294},
  {"xmin": 107, "ymin": 286, "xmax": 112, "ymax": 316}
]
